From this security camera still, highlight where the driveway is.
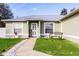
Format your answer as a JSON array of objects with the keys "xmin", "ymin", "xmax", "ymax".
[{"xmin": 16, "ymin": 38, "xmax": 51, "ymax": 56}]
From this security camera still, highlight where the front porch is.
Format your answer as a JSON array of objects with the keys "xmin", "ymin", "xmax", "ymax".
[
  {"xmin": 4, "ymin": 21, "xmax": 42, "ymax": 38},
  {"xmin": 27, "ymin": 21, "xmax": 55, "ymax": 38},
  {"xmin": 28, "ymin": 21, "xmax": 41, "ymax": 38},
  {"xmin": 4, "ymin": 21, "xmax": 61, "ymax": 38}
]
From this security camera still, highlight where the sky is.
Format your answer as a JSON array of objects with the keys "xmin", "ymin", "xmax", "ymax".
[{"xmin": 8, "ymin": 3, "xmax": 79, "ymax": 18}]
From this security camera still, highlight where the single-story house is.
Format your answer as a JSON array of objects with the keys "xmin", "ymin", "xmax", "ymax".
[{"xmin": 1, "ymin": 8, "xmax": 79, "ymax": 40}]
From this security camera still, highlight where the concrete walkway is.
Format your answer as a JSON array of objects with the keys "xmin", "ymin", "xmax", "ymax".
[
  {"xmin": 16, "ymin": 38, "xmax": 51, "ymax": 56},
  {"xmin": 65, "ymin": 37, "xmax": 79, "ymax": 44},
  {"xmin": 3, "ymin": 39, "xmax": 28, "ymax": 56}
]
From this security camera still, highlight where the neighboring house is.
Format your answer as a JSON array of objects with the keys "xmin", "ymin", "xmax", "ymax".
[
  {"xmin": 1, "ymin": 8, "xmax": 79, "ymax": 40},
  {"xmin": 60, "ymin": 8, "xmax": 79, "ymax": 40}
]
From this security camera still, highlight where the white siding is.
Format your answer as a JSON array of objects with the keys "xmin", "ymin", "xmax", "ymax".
[{"xmin": 0, "ymin": 28, "xmax": 6, "ymax": 37}]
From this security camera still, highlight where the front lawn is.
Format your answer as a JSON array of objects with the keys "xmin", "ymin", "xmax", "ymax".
[
  {"xmin": 33, "ymin": 38, "xmax": 79, "ymax": 56},
  {"xmin": 0, "ymin": 38, "xmax": 22, "ymax": 55}
]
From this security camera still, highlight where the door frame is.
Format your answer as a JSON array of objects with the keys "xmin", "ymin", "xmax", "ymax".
[{"xmin": 30, "ymin": 23, "xmax": 38, "ymax": 37}]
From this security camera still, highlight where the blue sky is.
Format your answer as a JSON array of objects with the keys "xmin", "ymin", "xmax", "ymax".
[{"xmin": 8, "ymin": 3, "xmax": 79, "ymax": 18}]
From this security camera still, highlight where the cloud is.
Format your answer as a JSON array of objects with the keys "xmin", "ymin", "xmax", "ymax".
[{"xmin": 31, "ymin": 7, "xmax": 37, "ymax": 10}]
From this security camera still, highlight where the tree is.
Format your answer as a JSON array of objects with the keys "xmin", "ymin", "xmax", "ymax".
[
  {"xmin": 0, "ymin": 3, "xmax": 14, "ymax": 19},
  {"xmin": 60, "ymin": 8, "xmax": 67, "ymax": 15},
  {"xmin": 70, "ymin": 8, "xmax": 75, "ymax": 12},
  {"xmin": 0, "ymin": 3, "xmax": 14, "ymax": 27}
]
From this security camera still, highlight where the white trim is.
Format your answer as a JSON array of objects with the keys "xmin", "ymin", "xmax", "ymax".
[
  {"xmin": 40, "ymin": 34, "xmax": 49, "ymax": 36},
  {"xmin": 44, "ymin": 23, "xmax": 45, "ymax": 34},
  {"xmin": 5, "ymin": 34, "xmax": 29, "ymax": 38},
  {"xmin": 6, "ymin": 34, "xmax": 29, "ymax": 35},
  {"xmin": 12, "ymin": 22, "xmax": 23, "ymax": 34},
  {"xmin": 0, "ymin": 28, "xmax": 6, "ymax": 38},
  {"xmin": 31, "ymin": 35, "xmax": 38, "ymax": 36},
  {"xmin": 38, "ymin": 21, "xmax": 41, "ymax": 37},
  {"xmin": 31, "ymin": 23, "xmax": 38, "ymax": 36},
  {"xmin": 63, "ymin": 34, "xmax": 79, "ymax": 39},
  {"xmin": 53, "ymin": 22, "xmax": 55, "ymax": 32},
  {"xmin": 44, "ymin": 22, "xmax": 54, "ymax": 34},
  {"xmin": 27, "ymin": 21, "xmax": 29, "ymax": 36},
  {"xmin": 12, "ymin": 22, "xmax": 14, "ymax": 34},
  {"xmin": 22, "ymin": 22, "xmax": 23, "ymax": 34},
  {"xmin": 61, "ymin": 22, "xmax": 62, "ymax": 32}
]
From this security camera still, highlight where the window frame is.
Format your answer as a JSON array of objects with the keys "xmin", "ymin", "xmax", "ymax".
[
  {"xmin": 44, "ymin": 22, "xmax": 53, "ymax": 34},
  {"xmin": 12, "ymin": 22, "xmax": 23, "ymax": 35}
]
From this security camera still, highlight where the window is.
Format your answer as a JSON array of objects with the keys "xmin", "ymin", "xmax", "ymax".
[
  {"xmin": 13, "ymin": 23, "xmax": 22, "ymax": 35},
  {"xmin": 44, "ymin": 23, "xmax": 53, "ymax": 33},
  {"xmin": 14, "ymin": 28, "xmax": 22, "ymax": 34}
]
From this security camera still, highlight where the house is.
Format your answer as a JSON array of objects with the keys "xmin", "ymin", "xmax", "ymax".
[
  {"xmin": 1, "ymin": 8, "xmax": 79, "ymax": 40},
  {"xmin": 60, "ymin": 8, "xmax": 79, "ymax": 40},
  {"xmin": 1, "ymin": 15, "xmax": 62, "ymax": 38}
]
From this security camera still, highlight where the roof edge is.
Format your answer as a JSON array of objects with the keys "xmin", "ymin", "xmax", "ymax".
[{"xmin": 59, "ymin": 8, "xmax": 79, "ymax": 21}]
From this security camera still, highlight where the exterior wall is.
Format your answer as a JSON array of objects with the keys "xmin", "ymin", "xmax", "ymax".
[
  {"xmin": 23, "ymin": 21, "xmax": 28, "ymax": 34},
  {"xmin": 5, "ymin": 22, "xmax": 29, "ymax": 38},
  {"xmin": 6, "ymin": 22, "xmax": 24, "ymax": 34},
  {"xmin": 6, "ymin": 22, "xmax": 13, "ymax": 34},
  {"xmin": 37, "ymin": 21, "xmax": 41, "ymax": 37},
  {"xmin": 5, "ymin": 21, "xmax": 61, "ymax": 38},
  {"xmin": 54, "ymin": 22, "xmax": 61, "ymax": 32},
  {"xmin": 61, "ymin": 13, "xmax": 79, "ymax": 39},
  {"xmin": 23, "ymin": 21, "xmax": 29, "ymax": 38},
  {"xmin": 0, "ymin": 28, "xmax": 6, "ymax": 38},
  {"xmin": 37, "ymin": 22, "xmax": 40, "ymax": 37}
]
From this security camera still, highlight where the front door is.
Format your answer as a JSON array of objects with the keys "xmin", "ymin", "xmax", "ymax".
[{"xmin": 31, "ymin": 23, "xmax": 37, "ymax": 37}]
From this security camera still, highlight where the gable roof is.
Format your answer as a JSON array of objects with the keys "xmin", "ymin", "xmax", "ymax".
[
  {"xmin": 1, "ymin": 8, "xmax": 79, "ymax": 22},
  {"xmin": 1, "ymin": 15, "xmax": 63, "ymax": 22}
]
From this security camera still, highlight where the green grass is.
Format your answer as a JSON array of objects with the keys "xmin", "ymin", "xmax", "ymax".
[
  {"xmin": 0, "ymin": 38, "xmax": 22, "ymax": 55},
  {"xmin": 33, "ymin": 38, "xmax": 79, "ymax": 56}
]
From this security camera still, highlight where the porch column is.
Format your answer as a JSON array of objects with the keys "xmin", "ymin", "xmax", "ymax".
[
  {"xmin": 38, "ymin": 21, "xmax": 41, "ymax": 37},
  {"xmin": 61, "ymin": 22, "xmax": 62, "ymax": 32},
  {"xmin": 27, "ymin": 21, "xmax": 29, "ymax": 38}
]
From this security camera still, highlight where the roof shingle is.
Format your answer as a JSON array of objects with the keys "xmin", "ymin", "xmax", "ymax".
[{"xmin": 1, "ymin": 15, "xmax": 63, "ymax": 22}]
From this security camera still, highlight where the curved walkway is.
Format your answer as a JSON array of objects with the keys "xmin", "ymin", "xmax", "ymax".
[{"xmin": 15, "ymin": 38, "xmax": 51, "ymax": 56}]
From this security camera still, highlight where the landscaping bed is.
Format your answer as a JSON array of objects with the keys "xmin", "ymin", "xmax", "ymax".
[
  {"xmin": 33, "ymin": 38, "xmax": 79, "ymax": 56},
  {"xmin": 0, "ymin": 38, "xmax": 22, "ymax": 55}
]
